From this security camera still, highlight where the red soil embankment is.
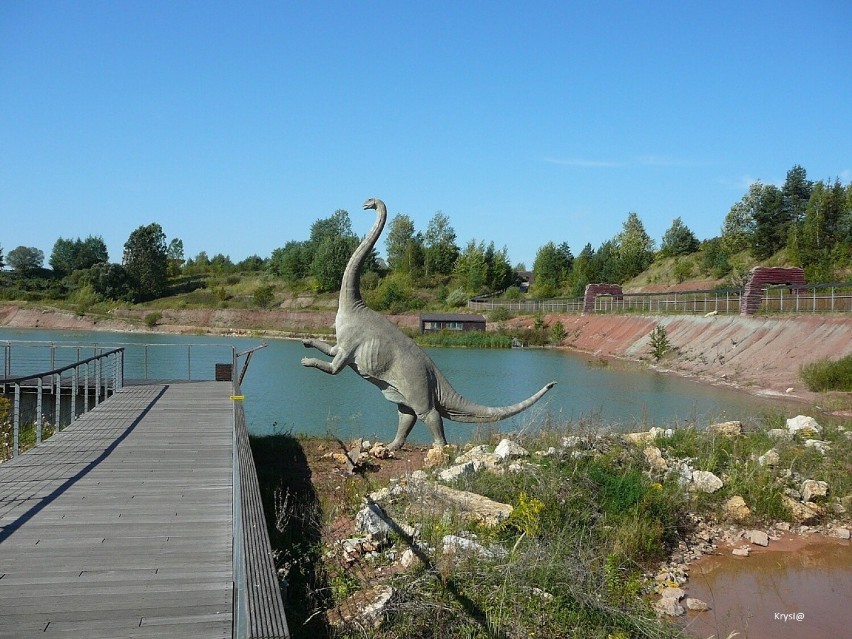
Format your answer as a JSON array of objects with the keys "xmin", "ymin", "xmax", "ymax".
[{"xmin": 508, "ymin": 313, "xmax": 852, "ymax": 405}]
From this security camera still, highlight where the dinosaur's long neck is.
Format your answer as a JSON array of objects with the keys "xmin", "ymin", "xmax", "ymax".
[{"xmin": 340, "ymin": 200, "xmax": 386, "ymax": 310}]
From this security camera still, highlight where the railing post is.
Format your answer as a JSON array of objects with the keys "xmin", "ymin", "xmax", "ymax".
[
  {"xmin": 36, "ymin": 377, "xmax": 43, "ymax": 445},
  {"xmin": 55, "ymin": 373, "xmax": 61, "ymax": 431},
  {"xmin": 13, "ymin": 383, "xmax": 20, "ymax": 458},
  {"xmin": 72, "ymin": 366, "xmax": 78, "ymax": 421},
  {"xmin": 84, "ymin": 363, "xmax": 90, "ymax": 412}
]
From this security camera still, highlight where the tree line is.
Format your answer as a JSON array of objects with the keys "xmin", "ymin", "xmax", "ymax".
[{"xmin": 1, "ymin": 164, "xmax": 849, "ymax": 307}]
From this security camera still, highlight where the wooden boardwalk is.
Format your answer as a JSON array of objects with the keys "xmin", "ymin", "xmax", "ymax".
[{"xmin": 0, "ymin": 382, "xmax": 236, "ymax": 638}]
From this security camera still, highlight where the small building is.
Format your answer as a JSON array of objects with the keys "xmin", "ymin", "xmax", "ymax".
[{"xmin": 419, "ymin": 312, "xmax": 486, "ymax": 334}]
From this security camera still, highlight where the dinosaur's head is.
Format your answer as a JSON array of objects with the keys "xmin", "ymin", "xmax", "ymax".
[{"xmin": 362, "ymin": 198, "xmax": 379, "ymax": 211}]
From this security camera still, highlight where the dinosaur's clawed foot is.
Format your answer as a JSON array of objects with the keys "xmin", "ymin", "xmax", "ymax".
[
  {"xmin": 301, "ymin": 339, "xmax": 313, "ymax": 348},
  {"xmin": 386, "ymin": 439, "xmax": 405, "ymax": 452}
]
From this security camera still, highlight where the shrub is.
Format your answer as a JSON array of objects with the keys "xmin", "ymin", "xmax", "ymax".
[
  {"xmin": 488, "ymin": 306, "xmax": 512, "ymax": 322},
  {"xmin": 648, "ymin": 324, "xmax": 670, "ymax": 360},
  {"xmin": 550, "ymin": 321, "xmax": 566, "ymax": 344},
  {"xmin": 253, "ymin": 284, "xmax": 275, "ymax": 308},
  {"xmin": 445, "ymin": 287, "xmax": 469, "ymax": 308},
  {"xmin": 800, "ymin": 354, "xmax": 852, "ymax": 392},
  {"xmin": 144, "ymin": 312, "xmax": 162, "ymax": 328}
]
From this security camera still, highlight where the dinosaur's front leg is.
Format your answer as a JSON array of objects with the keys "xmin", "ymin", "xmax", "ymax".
[
  {"xmin": 302, "ymin": 338, "xmax": 335, "ymax": 356},
  {"xmin": 301, "ymin": 348, "xmax": 350, "ymax": 375}
]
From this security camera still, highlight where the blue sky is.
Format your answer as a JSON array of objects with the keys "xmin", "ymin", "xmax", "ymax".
[{"xmin": 2, "ymin": 1, "xmax": 850, "ymax": 269}]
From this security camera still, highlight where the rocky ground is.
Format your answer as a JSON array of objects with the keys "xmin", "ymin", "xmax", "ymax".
[{"xmin": 276, "ymin": 414, "xmax": 850, "ymax": 632}]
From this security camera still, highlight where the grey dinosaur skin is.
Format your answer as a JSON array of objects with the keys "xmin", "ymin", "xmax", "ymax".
[{"xmin": 301, "ymin": 197, "xmax": 556, "ymax": 450}]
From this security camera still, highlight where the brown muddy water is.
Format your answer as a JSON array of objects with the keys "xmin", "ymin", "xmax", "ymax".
[{"xmin": 681, "ymin": 535, "xmax": 852, "ymax": 639}]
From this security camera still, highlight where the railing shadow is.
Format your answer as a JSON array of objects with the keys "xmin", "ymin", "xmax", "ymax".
[{"xmin": 251, "ymin": 431, "xmax": 332, "ymax": 639}]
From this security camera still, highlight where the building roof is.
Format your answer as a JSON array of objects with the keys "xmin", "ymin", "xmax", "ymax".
[{"xmin": 419, "ymin": 312, "xmax": 486, "ymax": 323}]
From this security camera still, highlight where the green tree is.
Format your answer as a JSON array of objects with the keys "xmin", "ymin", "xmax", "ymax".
[
  {"xmin": 453, "ymin": 239, "xmax": 489, "ymax": 293},
  {"xmin": 721, "ymin": 185, "xmax": 758, "ymax": 254},
  {"xmin": 122, "ymin": 223, "xmax": 169, "ymax": 301},
  {"xmin": 311, "ymin": 235, "xmax": 358, "ymax": 292},
  {"xmin": 796, "ymin": 178, "xmax": 848, "ymax": 280},
  {"xmin": 0, "ymin": 243, "xmax": 4, "ymax": 270},
  {"xmin": 615, "ymin": 212, "xmax": 655, "ymax": 281},
  {"xmin": 659, "ymin": 217, "xmax": 699, "ymax": 257},
  {"xmin": 269, "ymin": 241, "xmax": 311, "ymax": 283},
  {"xmin": 236, "ymin": 255, "xmax": 265, "ymax": 272},
  {"xmin": 750, "ymin": 183, "xmax": 786, "ymax": 259},
  {"xmin": 485, "ymin": 242, "xmax": 514, "ymax": 292},
  {"xmin": 424, "ymin": 211, "xmax": 459, "ymax": 277},
  {"xmin": 385, "ymin": 213, "xmax": 424, "ymax": 276},
  {"xmin": 166, "ymin": 238, "xmax": 185, "ymax": 277},
  {"xmin": 7, "ymin": 246, "xmax": 45, "ymax": 274},
  {"xmin": 532, "ymin": 241, "xmax": 573, "ymax": 297},
  {"xmin": 86, "ymin": 262, "xmax": 133, "ymax": 301},
  {"xmin": 50, "ymin": 235, "xmax": 108, "ymax": 276}
]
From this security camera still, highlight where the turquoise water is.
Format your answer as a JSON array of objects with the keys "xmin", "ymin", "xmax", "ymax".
[{"xmin": 0, "ymin": 327, "xmax": 797, "ymax": 444}]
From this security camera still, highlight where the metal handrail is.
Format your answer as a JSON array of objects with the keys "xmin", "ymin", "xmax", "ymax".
[{"xmin": 1, "ymin": 348, "xmax": 125, "ymax": 459}]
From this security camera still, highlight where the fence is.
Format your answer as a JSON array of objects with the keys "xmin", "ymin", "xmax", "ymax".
[
  {"xmin": 1, "ymin": 347, "xmax": 124, "ymax": 459},
  {"xmin": 468, "ymin": 283, "xmax": 852, "ymax": 316}
]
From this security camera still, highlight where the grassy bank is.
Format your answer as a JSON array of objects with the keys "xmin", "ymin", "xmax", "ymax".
[{"xmin": 250, "ymin": 409, "xmax": 850, "ymax": 638}]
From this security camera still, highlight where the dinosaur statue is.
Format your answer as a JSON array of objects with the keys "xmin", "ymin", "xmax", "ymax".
[{"xmin": 301, "ymin": 197, "xmax": 556, "ymax": 450}]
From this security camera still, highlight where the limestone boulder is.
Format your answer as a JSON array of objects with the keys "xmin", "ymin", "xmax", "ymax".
[
  {"xmin": 643, "ymin": 446, "xmax": 669, "ymax": 471},
  {"xmin": 708, "ymin": 421, "xmax": 743, "ymax": 437},
  {"xmin": 781, "ymin": 495, "xmax": 823, "ymax": 524},
  {"xmin": 801, "ymin": 479, "xmax": 828, "ymax": 502},
  {"xmin": 494, "ymin": 439, "xmax": 529, "ymax": 459},
  {"xmin": 786, "ymin": 415, "xmax": 822, "ymax": 437},
  {"xmin": 691, "ymin": 470, "xmax": 723, "ymax": 493},
  {"xmin": 722, "ymin": 496, "xmax": 751, "ymax": 522}
]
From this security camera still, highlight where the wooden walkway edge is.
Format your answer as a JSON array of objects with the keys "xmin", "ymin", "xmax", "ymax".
[{"xmin": 0, "ymin": 382, "xmax": 235, "ymax": 638}]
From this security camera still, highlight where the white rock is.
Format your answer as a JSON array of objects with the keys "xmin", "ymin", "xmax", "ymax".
[
  {"xmin": 661, "ymin": 587, "xmax": 685, "ymax": 600},
  {"xmin": 686, "ymin": 597, "xmax": 711, "ymax": 611},
  {"xmin": 643, "ymin": 446, "xmax": 669, "ymax": 471},
  {"xmin": 804, "ymin": 439, "xmax": 831, "ymax": 454},
  {"xmin": 410, "ymin": 470, "xmax": 428, "ymax": 481},
  {"xmin": 732, "ymin": 546, "xmax": 750, "ymax": 557},
  {"xmin": 758, "ymin": 448, "xmax": 780, "ymax": 466},
  {"xmin": 747, "ymin": 530, "xmax": 769, "ymax": 546},
  {"xmin": 786, "ymin": 415, "xmax": 822, "ymax": 436},
  {"xmin": 355, "ymin": 503, "xmax": 393, "ymax": 543},
  {"xmin": 801, "ymin": 479, "xmax": 828, "ymax": 502},
  {"xmin": 494, "ymin": 439, "xmax": 529, "ymax": 459},
  {"xmin": 834, "ymin": 527, "xmax": 851, "ymax": 540},
  {"xmin": 708, "ymin": 421, "xmax": 743, "ymax": 437},
  {"xmin": 442, "ymin": 534, "xmax": 495, "ymax": 559},
  {"xmin": 439, "ymin": 461, "xmax": 481, "ymax": 482},
  {"xmin": 691, "ymin": 470, "xmax": 724, "ymax": 493},
  {"xmin": 654, "ymin": 596, "xmax": 685, "ymax": 617}
]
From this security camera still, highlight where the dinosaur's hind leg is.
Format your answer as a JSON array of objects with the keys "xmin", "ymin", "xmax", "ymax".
[
  {"xmin": 387, "ymin": 405, "xmax": 417, "ymax": 451},
  {"xmin": 420, "ymin": 409, "xmax": 448, "ymax": 449}
]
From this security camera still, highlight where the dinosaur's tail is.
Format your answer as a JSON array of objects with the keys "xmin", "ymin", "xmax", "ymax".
[{"xmin": 437, "ymin": 374, "xmax": 556, "ymax": 423}]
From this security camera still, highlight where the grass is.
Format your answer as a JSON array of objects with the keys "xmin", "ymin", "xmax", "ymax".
[{"xmin": 249, "ymin": 406, "xmax": 851, "ymax": 638}]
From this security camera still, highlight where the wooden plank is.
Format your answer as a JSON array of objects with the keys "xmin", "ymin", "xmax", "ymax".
[{"xmin": 0, "ymin": 382, "xmax": 236, "ymax": 639}]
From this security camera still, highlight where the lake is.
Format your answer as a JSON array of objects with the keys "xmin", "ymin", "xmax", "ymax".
[{"xmin": 0, "ymin": 327, "xmax": 800, "ymax": 444}]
